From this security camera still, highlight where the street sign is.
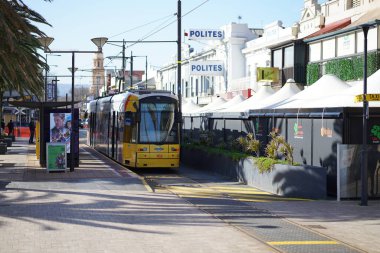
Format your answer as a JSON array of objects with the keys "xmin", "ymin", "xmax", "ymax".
[{"xmin": 354, "ymin": 94, "xmax": 380, "ymax": 103}]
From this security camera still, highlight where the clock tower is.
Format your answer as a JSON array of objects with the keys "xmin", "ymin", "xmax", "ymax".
[{"xmin": 91, "ymin": 52, "xmax": 105, "ymax": 97}]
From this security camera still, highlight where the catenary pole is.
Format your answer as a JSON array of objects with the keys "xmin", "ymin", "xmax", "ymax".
[{"xmin": 177, "ymin": 0, "xmax": 182, "ymax": 142}]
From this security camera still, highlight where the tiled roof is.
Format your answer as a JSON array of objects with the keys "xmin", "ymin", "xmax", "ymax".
[{"xmin": 305, "ymin": 17, "xmax": 351, "ymax": 39}]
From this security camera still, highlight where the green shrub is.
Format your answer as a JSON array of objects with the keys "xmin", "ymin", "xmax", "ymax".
[
  {"xmin": 265, "ymin": 131, "xmax": 294, "ymax": 165},
  {"xmin": 234, "ymin": 133, "xmax": 260, "ymax": 157},
  {"xmin": 199, "ymin": 130, "xmax": 213, "ymax": 146},
  {"xmin": 254, "ymin": 157, "xmax": 290, "ymax": 173},
  {"xmin": 312, "ymin": 51, "xmax": 380, "ymax": 82},
  {"xmin": 306, "ymin": 63, "xmax": 320, "ymax": 85}
]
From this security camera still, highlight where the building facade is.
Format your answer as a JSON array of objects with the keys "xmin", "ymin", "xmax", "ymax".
[
  {"xmin": 157, "ymin": 23, "xmax": 259, "ymax": 104},
  {"xmin": 156, "ymin": 0, "xmax": 380, "ymax": 104}
]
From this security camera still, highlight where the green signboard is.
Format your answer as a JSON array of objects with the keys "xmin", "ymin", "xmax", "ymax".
[{"xmin": 46, "ymin": 143, "xmax": 67, "ymax": 172}]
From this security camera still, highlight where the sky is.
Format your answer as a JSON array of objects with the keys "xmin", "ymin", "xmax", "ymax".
[{"xmin": 27, "ymin": 0, "xmax": 316, "ymax": 94}]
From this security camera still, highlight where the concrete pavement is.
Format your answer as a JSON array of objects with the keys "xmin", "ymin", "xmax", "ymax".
[{"xmin": 0, "ymin": 138, "xmax": 274, "ymax": 253}]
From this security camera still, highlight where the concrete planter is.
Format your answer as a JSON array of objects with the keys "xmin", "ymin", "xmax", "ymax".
[
  {"xmin": 0, "ymin": 142, "xmax": 7, "ymax": 154},
  {"xmin": 181, "ymin": 147, "xmax": 327, "ymax": 199}
]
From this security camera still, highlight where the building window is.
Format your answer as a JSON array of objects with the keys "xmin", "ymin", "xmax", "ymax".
[
  {"xmin": 347, "ymin": 0, "xmax": 360, "ymax": 9},
  {"xmin": 273, "ymin": 49, "xmax": 282, "ymax": 68},
  {"xmin": 322, "ymin": 39, "xmax": 336, "ymax": 60},
  {"xmin": 284, "ymin": 46, "xmax": 294, "ymax": 68},
  {"xmin": 96, "ymin": 76, "xmax": 101, "ymax": 85},
  {"xmin": 191, "ymin": 77, "xmax": 194, "ymax": 97},
  {"xmin": 309, "ymin": 42, "xmax": 322, "ymax": 62},
  {"xmin": 337, "ymin": 33, "xmax": 355, "ymax": 57},
  {"xmin": 195, "ymin": 79, "xmax": 199, "ymax": 96}
]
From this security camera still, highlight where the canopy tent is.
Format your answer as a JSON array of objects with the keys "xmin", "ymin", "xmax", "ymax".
[
  {"xmin": 250, "ymin": 79, "xmax": 301, "ymax": 110},
  {"xmin": 221, "ymin": 85, "xmax": 275, "ymax": 113},
  {"xmin": 208, "ymin": 94, "xmax": 246, "ymax": 112},
  {"xmin": 190, "ymin": 97, "xmax": 227, "ymax": 115},
  {"xmin": 182, "ymin": 100, "xmax": 201, "ymax": 114},
  {"xmin": 298, "ymin": 69, "xmax": 380, "ymax": 108},
  {"xmin": 275, "ymin": 74, "xmax": 351, "ymax": 109}
]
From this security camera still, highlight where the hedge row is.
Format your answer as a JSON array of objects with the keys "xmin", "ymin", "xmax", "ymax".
[{"xmin": 306, "ymin": 51, "xmax": 380, "ymax": 85}]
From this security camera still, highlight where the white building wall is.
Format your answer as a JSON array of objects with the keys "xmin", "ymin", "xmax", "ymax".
[
  {"xmin": 242, "ymin": 21, "xmax": 298, "ymax": 91},
  {"xmin": 157, "ymin": 23, "xmax": 256, "ymax": 103},
  {"xmin": 321, "ymin": 0, "xmax": 380, "ymax": 24}
]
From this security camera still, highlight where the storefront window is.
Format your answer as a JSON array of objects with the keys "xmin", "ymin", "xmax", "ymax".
[
  {"xmin": 309, "ymin": 42, "xmax": 321, "ymax": 62},
  {"xmin": 284, "ymin": 46, "xmax": 294, "ymax": 68},
  {"xmin": 322, "ymin": 39, "xmax": 335, "ymax": 60},
  {"xmin": 273, "ymin": 49, "xmax": 282, "ymax": 68}
]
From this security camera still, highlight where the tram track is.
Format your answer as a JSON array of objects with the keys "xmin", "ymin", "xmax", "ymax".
[
  {"xmin": 84, "ymin": 142, "xmax": 366, "ymax": 253},
  {"xmin": 135, "ymin": 168, "xmax": 366, "ymax": 253}
]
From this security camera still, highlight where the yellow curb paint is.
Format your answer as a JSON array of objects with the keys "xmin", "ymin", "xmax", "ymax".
[
  {"xmin": 268, "ymin": 241, "xmax": 339, "ymax": 245},
  {"xmin": 141, "ymin": 178, "xmax": 154, "ymax": 192}
]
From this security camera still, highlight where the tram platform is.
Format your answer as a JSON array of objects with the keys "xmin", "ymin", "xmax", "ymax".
[{"xmin": 0, "ymin": 137, "xmax": 147, "ymax": 191}]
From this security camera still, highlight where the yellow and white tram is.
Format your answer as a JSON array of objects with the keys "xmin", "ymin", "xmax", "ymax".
[{"xmin": 88, "ymin": 90, "xmax": 180, "ymax": 168}]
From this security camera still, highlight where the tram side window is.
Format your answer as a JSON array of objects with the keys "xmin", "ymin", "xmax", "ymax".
[{"xmin": 124, "ymin": 112, "xmax": 137, "ymax": 143}]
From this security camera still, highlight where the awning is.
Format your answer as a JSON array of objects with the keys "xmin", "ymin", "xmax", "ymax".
[{"xmin": 305, "ymin": 17, "xmax": 351, "ymax": 39}]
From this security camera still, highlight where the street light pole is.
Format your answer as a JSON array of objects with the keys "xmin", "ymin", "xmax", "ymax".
[
  {"xmin": 44, "ymin": 54, "xmax": 61, "ymax": 101},
  {"xmin": 70, "ymin": 53, "xmax": 75, "ymax": 171},
  {"xmin": 38, "ymin": 36, "xmax": 108, "ymax": 172},
  {"xmin": 44, "ymin": 54, "xmax": 48, "ymax": 101},
  {"xmin": 145, "ymin": 56, "xmax": 148, "ymax": 89},
  {"xmin": 130, "ymin": 51, "xmax": 133, "ymax": 88},
  {"xmin": 177, "ymin": 0, "xmax": 182, "ymax": 142},
  {"xmin": 122, "ymin": 39, "xmax": 126, "ymax": 90},
  {"xmin": 360, "ymin": 24, "xmax": 370, "ymax": 206}
]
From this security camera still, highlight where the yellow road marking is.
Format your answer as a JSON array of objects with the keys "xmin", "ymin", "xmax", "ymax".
[
  {"xmin": 209, "ymin": 186, "xmax": 309, "ymax": 202},
  {"xmin": 268, "ymin": 241, "xmax": 339, "ymax": 245},
  {"xmin": 165, "ymin": 184, "xmax": 310, "ymax": 202}
]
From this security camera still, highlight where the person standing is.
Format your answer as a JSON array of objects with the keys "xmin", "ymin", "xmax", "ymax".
[
  {"xmin": 1, "ymin": 119, "xmax": 5, "ymax": 135},
  {"xmin": 7, "ymin": 119, "xmax": 14, "ymax": 136},
  {"xmin": 29, "ymin": 119, "xmax": 35, "ymax": 144}
]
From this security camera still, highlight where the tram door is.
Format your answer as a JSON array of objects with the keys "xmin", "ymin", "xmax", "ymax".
[
  {"xmin": 115, "ymin": 112, "xmax": 119, "ymax": 161},
  {"xmin": 111, "ymin": 111, "xmax": 116, "ymax": 159}
]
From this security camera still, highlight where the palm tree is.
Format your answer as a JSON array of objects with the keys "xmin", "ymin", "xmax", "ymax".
[{"xmin": 0, "ymin": 0, "xmax": 50, "ymax": 132}]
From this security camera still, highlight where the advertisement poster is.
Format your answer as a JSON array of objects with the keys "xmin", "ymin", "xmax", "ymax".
[
  {"xmin": 50, "ymin": 112, "xmax": 71, "ymax": 153},
  {"xmin": 46, "ymin": 143, "xmax": 67, "ymax": 171}
]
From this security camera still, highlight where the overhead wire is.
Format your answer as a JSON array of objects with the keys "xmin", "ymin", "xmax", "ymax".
[
  {"xmin": 105, "ymin": 0, "xmax": 211, "ymax": 69},
  {"xmin": 126, "ymin": 0, "xmax": 210, "ymax": 49},
  {"xmin": 108, "ymin": 13, "xmax": 176, "ymax": 39}
]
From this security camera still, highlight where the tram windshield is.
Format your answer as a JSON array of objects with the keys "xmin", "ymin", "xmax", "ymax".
[{"xmin": 139, "ymin": 102, "xmax": 178, "ymax": 143}]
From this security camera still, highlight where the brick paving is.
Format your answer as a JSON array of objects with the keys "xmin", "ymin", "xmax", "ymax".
[{"xmin": 0, "ymin": 138, "xmax": 274, "ymax": 253}]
